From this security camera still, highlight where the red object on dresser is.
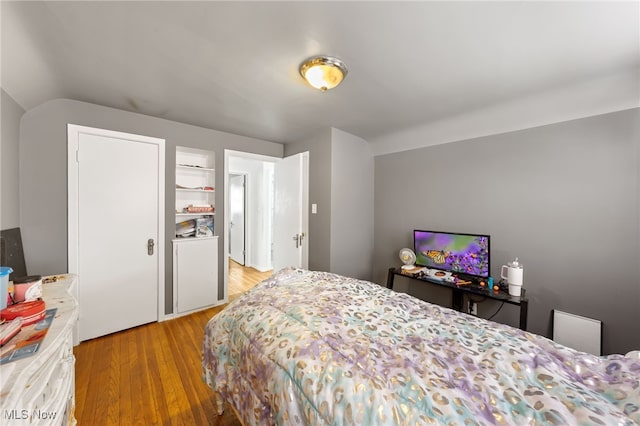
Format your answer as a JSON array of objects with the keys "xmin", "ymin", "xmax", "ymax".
[{"xmin": 1, "ymin": 300, "xmax": 46, "ymax": 326}]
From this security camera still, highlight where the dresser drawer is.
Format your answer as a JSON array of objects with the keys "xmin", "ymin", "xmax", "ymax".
[
  {"xmin": 32, "ymin": 355, "xmax": 75, "ymax": 425},
  {"xmin": 1, "ymin": 276, "xmax": 78, "ymax": 426},
  {"xmin": 5, "ymin": 330, "xmax": 74, "ymax": 425}
]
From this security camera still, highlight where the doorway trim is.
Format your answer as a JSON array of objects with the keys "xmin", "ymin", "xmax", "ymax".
[{"xmin": 67, "ymin": 124, "xmax": 166, "ymax": 340}]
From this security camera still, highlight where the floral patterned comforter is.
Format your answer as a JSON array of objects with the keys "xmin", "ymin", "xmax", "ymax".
[{"xmin": 202, "ymin": 268, "xmax": 640, "ymax": 425}]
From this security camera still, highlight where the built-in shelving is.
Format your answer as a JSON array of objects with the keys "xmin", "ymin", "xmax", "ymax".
[
  {"xmin": 175, "ymin": 147, "xmax": 215, "ymax": 239},
  {"xmin": 172, "ymin": 147, "xmax": 222, "ymax": 316}
]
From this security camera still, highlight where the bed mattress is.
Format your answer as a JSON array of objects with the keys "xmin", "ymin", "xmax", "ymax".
[{"xmin": 203, "ymin": 268, "xmax": 640, "ymax": 425}]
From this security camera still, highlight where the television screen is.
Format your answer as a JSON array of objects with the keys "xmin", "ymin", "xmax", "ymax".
[{"xmin": 414, "ymin": 230, "xmax": 490, "ymax": 278}]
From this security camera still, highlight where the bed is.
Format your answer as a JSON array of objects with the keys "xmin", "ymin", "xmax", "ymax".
[{"xmin": 202, "ymin": 268, "xmax": 640, "ymax": 425}]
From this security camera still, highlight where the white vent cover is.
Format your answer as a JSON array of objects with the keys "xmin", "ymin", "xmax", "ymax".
[{"xmin": 553, "ymin": 310, "xmax": 602, "ymax": 356}]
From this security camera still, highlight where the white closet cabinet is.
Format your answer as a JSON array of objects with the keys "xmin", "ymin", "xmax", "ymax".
[{"xmin": 173, "ymin": 237, "xmax": 220, "ymax": 314}]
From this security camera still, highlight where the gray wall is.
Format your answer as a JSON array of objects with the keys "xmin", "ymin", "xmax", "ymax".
[
  {"xmin": 286, "ymin": 127, "xmax": 376, "ymax": 279},
  {"xmin": 1, "ymin": 90, "xmax": 25, "ymax": 229},
  {"xmin": 285, "ymin": 128, "xmax": 333, "ymax": 272},
  {"xmin": 373, "ymin": 108, "xmax": 640, "ymax": 355},
  {"xmin": 19, "ymin": 98, "xmax": 283, "ymax": 314},
  {"xmin": 330, "ymin": 128, "xmax": 374, "ymax": 281}
]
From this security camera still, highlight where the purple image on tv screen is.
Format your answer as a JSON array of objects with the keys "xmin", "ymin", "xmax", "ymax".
[{"xmin": 414, "ymin": 230, "xmax": 490, "ymax": 278}]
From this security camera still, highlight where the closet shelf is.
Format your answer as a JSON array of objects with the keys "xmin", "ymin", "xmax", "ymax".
[
  {"xmin": 177, "ymin": 164, "xmax": 214, "ymax": 172},
  {"xmin": 176, "ymin": 188, "xmax": 215, "ymax": 193},
  {"xmin": 176, "ymin": 212, "xmax": 215, "ymax": 217}
]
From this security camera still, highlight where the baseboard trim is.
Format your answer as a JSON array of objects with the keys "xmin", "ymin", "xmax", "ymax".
[{"xmin": 251, "ymin": 264, "xmax": 273, "ymax": 273}]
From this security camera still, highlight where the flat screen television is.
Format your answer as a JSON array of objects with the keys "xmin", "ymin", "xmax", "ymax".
[{"xmin": 413, "ymin": 230, "xmax": 490, "ymax": 279}]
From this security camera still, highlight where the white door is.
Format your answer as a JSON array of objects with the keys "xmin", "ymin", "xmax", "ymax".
[
  {"xmin": 229, "ymin": 174, "xmax": 245, "ymax": 265},
  {"xmin": 68, "ymin": 125, "xmax": 164, "ymax": 342},
  {"xmin": 272, "ymin": 152, "xmax": 309, "ymax": 272}
]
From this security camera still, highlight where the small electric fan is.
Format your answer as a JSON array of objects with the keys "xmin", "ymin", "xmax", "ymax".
[{"xmin": 399, "ymin": 248, "xmax": 416, "ymax": 270}]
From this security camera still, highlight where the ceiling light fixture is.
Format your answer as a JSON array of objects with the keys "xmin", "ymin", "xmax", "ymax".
[{"xmin": 299, "ymin": 56, "xmax": 348, "ymax": 92}]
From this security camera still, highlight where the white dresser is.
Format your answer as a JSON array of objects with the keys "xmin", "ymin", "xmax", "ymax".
[{"xmin": 0, "ymin": 275, "xmax": 78, "ymax": 425}]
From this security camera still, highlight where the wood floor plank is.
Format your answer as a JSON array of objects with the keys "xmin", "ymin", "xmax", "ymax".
[
  {"xmin": 154, "ymin": 324, "xmax": 193, "ymax": 426},
  {"xmin": 117, "ymin": 332, "xmax": 130, "ymax": 423},
  {"xmin": 73, "ymin": 337, "xmax": 93, "ymax": 421},
  {"xmin": 107, "ymin": 331, "xmax": 121, "ymax": 425},
  {"xmin": 141, "ymin": 324, "xmax": 167, "ymax": 425},
  {"xmin": 93, "ymin": 337, "xmax": 113, "ymax": 425},
  {"xmin": 165, "ymin": 319, "xmax": 211, "ymax": 425},
  {"xmin": 74, "ymin": 263, "xmax": 272, "ymax": 425},
  {"xmin": 119, "ymin": 328, "xmax": 136, "ymax": 425}
]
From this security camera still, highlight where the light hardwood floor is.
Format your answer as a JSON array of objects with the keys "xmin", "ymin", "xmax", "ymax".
[
  {"xmin": 228, "ymin": 260, "xmax": 272, "ymax": 302},
  {"xmin": 74, "ymin": 262, "xmax": 272, "ymax": 425}
]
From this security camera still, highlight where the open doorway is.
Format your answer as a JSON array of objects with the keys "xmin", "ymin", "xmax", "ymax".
[
  {"xmin": 223, "ymin": 150, "xmax": 309, "ymax": 299},
  {"xmin": 227, "ymin": 154, "xmax": 274, "ymax": 272},
  {"xmin": 225, "ymin": 151, "xmax": 276, "ymax": 300}
]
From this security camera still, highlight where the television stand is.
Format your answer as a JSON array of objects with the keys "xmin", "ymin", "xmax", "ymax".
[{"xmin": 387, "ymin": 267, "xmax": 528, "ymax": 330}]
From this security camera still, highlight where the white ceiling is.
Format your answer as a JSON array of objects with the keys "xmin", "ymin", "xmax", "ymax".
[{"xmin": 2, "ymin": 1, "xmax": 639, "ymax": 153}]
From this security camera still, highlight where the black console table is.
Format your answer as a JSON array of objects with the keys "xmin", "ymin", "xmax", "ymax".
[{"xmin": 387, "ymin": 267, "xmax": 529, "ymax": 330}]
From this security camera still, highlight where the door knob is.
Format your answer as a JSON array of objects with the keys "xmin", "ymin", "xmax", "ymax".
[
  {"xmin": 147, "ymin": 238, "xmax": 155, "ymax": 255},
  {"xmin": 292, "ymin": 233, "xmax": 305, "ymax": 248}
]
